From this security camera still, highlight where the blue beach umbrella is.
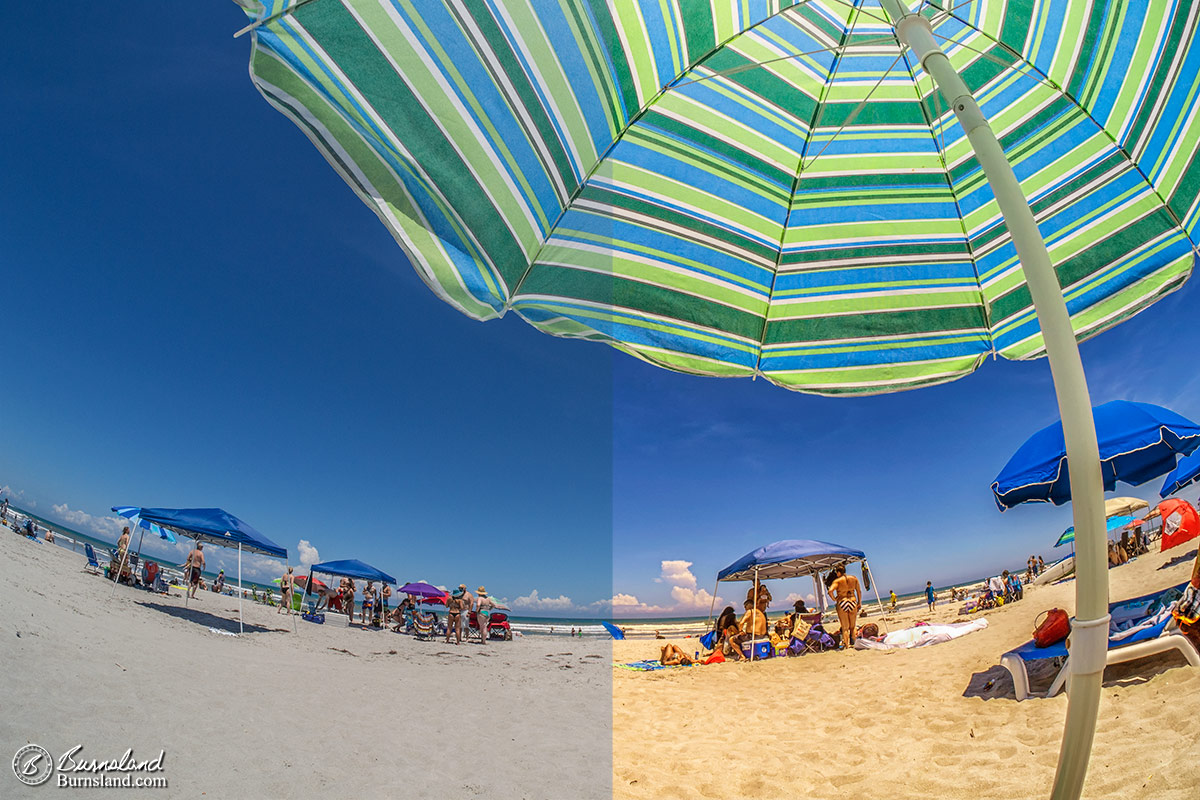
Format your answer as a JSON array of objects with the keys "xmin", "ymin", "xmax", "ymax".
[
  {"xmin": 1161, "ymin": 450, "xmax": 1200, "ymax": 498},
  {"xmin": 992, "ymin": 402, "xmax": 1200, "ymax": 510},
  {"xmin": 1056, "ymin": 516, "xmax": 1136, "ymax": 548},
  {"xmin": 112, "ymin": 505, "xmax": 178, "ymax": 544}
]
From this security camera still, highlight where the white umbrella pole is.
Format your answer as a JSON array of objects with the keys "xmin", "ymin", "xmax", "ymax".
[
  {"xmin": 882, "ymin": 4, "xmax": 1109, "ymax": 797},
  {"xmin": 864, "ymin": 561, "xmax": 889, "ymax": 634},
  {"xmin": 238, "ymin": 544, "xmax": 244, "ymax": 635},
  {"xmin": 110, "ymin": 530, "xmax": 137, "ymax": 598}
]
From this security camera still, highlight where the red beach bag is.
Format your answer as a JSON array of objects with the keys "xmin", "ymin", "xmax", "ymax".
[{"xmin": 1033, "ymin": 608, "xmax": 1071, "ymax": 648}]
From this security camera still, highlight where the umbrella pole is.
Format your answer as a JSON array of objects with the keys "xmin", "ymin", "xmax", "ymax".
[
  {"xmin": 864, "ymin": 561, "xmax": 889, "ymax": 634},
  {"xmin": 706, "ymin": 580, "xmax": 718, "ymax": 630},
  {"xmin": 238, "ymin": 544, "xmax": 244, "ymax": 635},
  {"xmin": 882, "ymin": 4, "xmax": 1109, "ymax": 797},
  {"xmin": 110, "ymin": 533, "xmax": 135, "ymax": 598}
]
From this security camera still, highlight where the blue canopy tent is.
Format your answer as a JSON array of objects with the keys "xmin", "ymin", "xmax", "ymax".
[
  {"xmin": 1162, "ymin": 450, "xmax": 1200, "ymax": 498},
  {"xmin": 305, "ymin": 559, "xmax": 397, "ymax": 624},
  {"xmin": 714, "ymin": 539, "xmax": 887, "ymax": 659},
  {"xmin": 114, "ymin": 506, "xmax": 286, "ymax": 633}
]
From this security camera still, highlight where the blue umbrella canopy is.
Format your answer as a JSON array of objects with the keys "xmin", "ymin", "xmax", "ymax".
[
  {"xmin": 1056, "ymin": 515, "xmax": 1136, "ymax": 548},
  {"xmin": 116, "ymin": 507, "xmax": 286, "ymax": 559},
  {"xmin": 992, "ymin": 401, "xmax": 1200, "ymax": 510},
  {"xmin": 718, "ymin": 539, "xmax": 866, "ymax": 582},
  {"xmin": 310, "ymin": 559, "xmax": 397, "ymax": 584},
  {"xmin": 112, "ymin": 506, "xmax": 177, "ymax": 544},
  {"xmin": 1161, "ymin": 450, "xmax": 1200, "ymax": 498}
]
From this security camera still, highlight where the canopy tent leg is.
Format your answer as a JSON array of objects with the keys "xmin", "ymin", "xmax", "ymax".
[
  {"xmin": 864, "ymin": 560, "xmax": 889, "ymax": 634},
  {"xmin": 238, "ymin": 543, "xmax": 244, "ymax": 636},
  {"xmin": 880, "ymin": 4, "xmax": 1108, "ymax": 798}
]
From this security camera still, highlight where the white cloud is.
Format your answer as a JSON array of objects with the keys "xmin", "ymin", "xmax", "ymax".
[
  {"xmin": 297, "ymin": 539, "xmax": 320, "ymax": 568},
  {"xmin": 0, "ymin": 486, "xmax": 34, "ymax": 508},
  {"xmin": 51, "ymin": 503, "xmax": 125, "ymax": 539},
  {"xmin": 610, "ymin": 593, "xmax": 641, "ymax": 607},
  {"xmin": 784, "ymin": 592, "xmax": 817, "ymax": 606},
  {"xmin": 669, "ymin": 584, "xmax": 719, "ymax": 611},
  {"xmin": 659, "ymin": 560, "xmax": 697, "ymax": 588},
  {"xmin": 512, "ymin": 589, "xmax": 575, "ymax": 611}
]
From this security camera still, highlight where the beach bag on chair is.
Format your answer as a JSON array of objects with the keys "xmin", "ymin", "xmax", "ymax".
[{"xmin": 1033, "ymin": 608, "xmax": 1070, "ymax": 647}]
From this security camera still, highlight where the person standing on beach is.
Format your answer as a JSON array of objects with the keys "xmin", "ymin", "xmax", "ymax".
[
  {"xmin": 889, "ymin": 590, "xmax": 898, "ymax": 612},
  {"xmin": 457, "ymin": 584, "xmax": 473, "ymax": 642},
  {"xmin": 924, "ymin": 581, "xmax": 936, "ymax": 611},
  {"xmin": 113, "ymin": 527, "xmax": 132, "ymax": 582},
  {"xmin": 0, "ymin": 497, "xmax": 7, "ymax": 520},
  {"xmin": 446, "ymin": 586, "xmax": 467, "ymax": 644},
  {"xmin": 278, "ymin": 567, "xmax": 294, "ymax": 614},
  {"xmin": 830, "ymin": 565, "xmax": 861, "ymax": 649},
  {"xmin": 1037, "ymin": 556, "xmax": 1045, "ymax": 574},
  {"xmin": 362, "ymin": 581, "xmax": 376, "ymax": 625},
  {"xmin": 475, "ymin": 587, "xmax": 496, "ymax": 643},
  {"xmin": 184, "ymin": 542, "xmax": 205, "ymax": 599},
  {"xmin": 380, "ymin": 583, "xmax": 392, "ymax": 624}
]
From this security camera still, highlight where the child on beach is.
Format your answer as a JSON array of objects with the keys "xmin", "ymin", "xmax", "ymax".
[{"xmin": 925, "ymin": 581, "xmax": 936, "ymax": 611}]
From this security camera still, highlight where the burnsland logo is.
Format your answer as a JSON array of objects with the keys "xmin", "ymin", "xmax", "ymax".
[{"xmin": 11, "ymin": 744, "xmax": 168, "ymax": 789}]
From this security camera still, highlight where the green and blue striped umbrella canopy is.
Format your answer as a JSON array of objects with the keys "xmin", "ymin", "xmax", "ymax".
[{"xmin": 237, "ymin": 0, "xmax": 1198, "ymax": 394}]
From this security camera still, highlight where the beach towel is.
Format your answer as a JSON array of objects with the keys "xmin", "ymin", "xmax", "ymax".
[
  {"xmin": 855, "ymin": 619, "xmax": 989, "ymax": 650},
  {"xmin": 615, "ymin": 660, "xmax": 698, "ymax": 671}
]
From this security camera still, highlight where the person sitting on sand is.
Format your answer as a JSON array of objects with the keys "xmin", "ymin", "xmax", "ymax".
[
  {"xmin": 1171, "ymin": 545, "xmax": 1200, "ymax": 649},
  {"xmin": 740, "ymin": 598, "xmax": 767, "ymax": 639},
  {"xmin": 830, "ymin": 564, "xmax": 861, "ymax": 649},
  {"xmin": 660, "ymin": 643, "xmax": 694, "ymax": 666},
  {"xmin": 184, "ymin": 542, "xmax": 205, "ymax": 599}
]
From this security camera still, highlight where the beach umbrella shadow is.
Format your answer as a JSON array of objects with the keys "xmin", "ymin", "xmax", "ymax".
[{"xmin": 136, "ymin": 600, "xmax": 275, "ymax": 635}]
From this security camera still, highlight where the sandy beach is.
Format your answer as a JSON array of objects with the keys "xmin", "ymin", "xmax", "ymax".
[
  {"xmin": 0, "ymin": 532, "xmax": 612, "ymax": 799},
  {"xmin": 612, "ymin": 544, "xmax": 1200, "ymax": 799}
]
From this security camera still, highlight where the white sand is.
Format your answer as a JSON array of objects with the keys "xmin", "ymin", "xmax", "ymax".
[
  {"xmin": 613, "ymin": 543, "xmax": 1200, "ymax": 799},
  {"xmin": 0, "ymin": 532, "xmax": 612, "ymax": 798}
]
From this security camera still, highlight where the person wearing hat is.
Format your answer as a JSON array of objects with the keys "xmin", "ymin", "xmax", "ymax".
[
  {"xmin": 475, "ymin": 586, "xmax": 497, "ymax": 644},
  {"xmin": 445, "ymin": 585, "xmax": 468, "ymax": 644}
]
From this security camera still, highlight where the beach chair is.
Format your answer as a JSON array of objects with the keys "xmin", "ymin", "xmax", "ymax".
[
  {"xmin": 413, "ymin": 611, "xmax": 438, "ymax": 641},
  {"xmin": 84, "ymin": 544, "xmax": 102, "ymax": 575},
  {"xmin": 1000, "ymin": 583, "xmax": 1200, "ymax": 701}
]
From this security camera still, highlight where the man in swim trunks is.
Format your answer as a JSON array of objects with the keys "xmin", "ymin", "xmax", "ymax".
[
  {"xmin": 185, "ymin": 542, "xmax": 205, "ymax": 599},
  {"xmin": 362, "ymin": 581, "xmax": 375, "ymax": 625},
  {"xmin": 830, "ymin": 564, "xmax": 861, "ymax": 649}
]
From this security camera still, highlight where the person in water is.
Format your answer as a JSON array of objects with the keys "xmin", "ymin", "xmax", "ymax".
[{"xmin": 830, "ymin": 564, "xmax": 861, "ymax": 649}]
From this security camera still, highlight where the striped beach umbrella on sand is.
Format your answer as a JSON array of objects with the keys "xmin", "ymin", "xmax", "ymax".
[{"xmin": 231, "ymin": 1, "xmax": 1200, "ymax": 797}]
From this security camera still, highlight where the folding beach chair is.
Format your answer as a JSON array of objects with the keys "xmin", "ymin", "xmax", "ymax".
[
  {"xmin": 1000, "ymin": 583, "xmax": 1200, "ymax": 701},
  {"xmin": 84, "ymin": 543, "xmax": 102, "ymax": 575}
]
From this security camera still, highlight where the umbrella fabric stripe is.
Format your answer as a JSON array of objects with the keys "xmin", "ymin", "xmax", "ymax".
[{"xmin": 242, "ymin": 0, "xmax": 1199, "ymax": 397}]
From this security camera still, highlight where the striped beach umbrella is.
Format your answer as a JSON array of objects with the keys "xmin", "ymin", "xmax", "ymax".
[{"xmin": 232, "ymin": 1, "xmax": 1200, "ymax": 796}]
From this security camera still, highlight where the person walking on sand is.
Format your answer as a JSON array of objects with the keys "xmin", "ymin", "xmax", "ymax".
[
  {"xmin": 474, "ymin": 586, "xmax": 496, "ymax": 643},
  {"xmin": 889, "ymin": 590, "xmax": 898, "ymax": 612},
  {"xmin": 278, "ymin": 567, "xmax": 294, "ymax": 614},
  {"xmin": 924, "ymin": 581, "xmax": 936, "ymax": 611},
  {"xmin": 184, "ymin": 542, "xmax": 205, "ymax": 599},
  {"xmin": 830, "ymin": 564, "xmax": 861, "ymax": 649}
]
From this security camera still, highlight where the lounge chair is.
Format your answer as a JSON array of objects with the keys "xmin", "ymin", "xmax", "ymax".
[
  {"xmin": 84, "ymin": 543, "xmax": 102, "ymax": 575},
  {"xmin": 1000, "ymin": 582, "xmax": 1200, "ymax": 701}
]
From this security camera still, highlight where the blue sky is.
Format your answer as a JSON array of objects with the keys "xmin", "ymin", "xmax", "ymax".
[{"xmin": 3, "ymin": 3, "xmax": 1198, "ymax": 617}]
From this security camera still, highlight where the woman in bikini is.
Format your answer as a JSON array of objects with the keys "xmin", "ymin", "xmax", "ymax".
[
  {"xmin": 278, "ymin": 567, "xmax": 294, "ymax": 615},
  {"xmin": 830, "ymin": 564, "xmax": 862, "ymax": 650},
  {"xmin": 659, "ymin": 643, "xmax": 694, "ymax": 666}
]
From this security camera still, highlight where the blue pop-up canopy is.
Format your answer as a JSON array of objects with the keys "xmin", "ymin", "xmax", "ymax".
[
  {"xmin": 309, "ymin": 559, "xmax": 396, "ymax": 584},
  {"xmin": 1162, "ymin": 450, "xmax": 1200, "ymax": 498},
  {"xmin": 717, "ymin": 539, "xmax": 867, "ymax": 582},
  {"xmin": 116, "ymin": 507, "xmax": 287, "ymax": 559},
  {"xmin": 113, "ymin": 506, "xmax": 285, "ymax": 634},
  {"xmin": 991, "ymin": 401, "xmax": 1200, "ymax": 510}
]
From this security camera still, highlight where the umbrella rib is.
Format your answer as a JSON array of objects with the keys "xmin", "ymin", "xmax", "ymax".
[
  {"xmin": 233, "ymin": 0, "xmax": 319, "ymax": 39},
  {"xmin": 668, "ymin": 37, "xmax": 895, "ymax": 89},
  {"xmin": 935, "ymin": 5, "xmax": 1200, "ymax": 251},
  {"xmin": 753, "ymin": 0, "xmax": 862, "ymax": 377},
  {"xmin": 800, "ymin": 51, "xmax": 907, "ymax": 172},
  {"xmin": 893, "ymin": 32, "xmax": 994, "ymax": 341}
]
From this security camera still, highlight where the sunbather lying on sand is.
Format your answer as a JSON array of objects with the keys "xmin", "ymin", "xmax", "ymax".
[{"xmin": 659, "ymin": 644, "xmax": 694, "ymax": 666}]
